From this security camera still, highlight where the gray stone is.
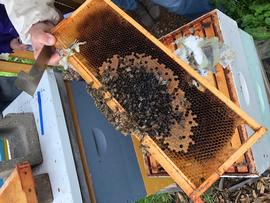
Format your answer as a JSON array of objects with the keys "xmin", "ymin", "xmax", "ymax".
[{"xmin": 0, "ymin": 113, "xmax": 42, "ymax": 179}]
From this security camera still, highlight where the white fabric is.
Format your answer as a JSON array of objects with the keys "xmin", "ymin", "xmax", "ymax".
[{"xmin": 0, "ymin": 0, "xmax": 60, "ymax": 44}]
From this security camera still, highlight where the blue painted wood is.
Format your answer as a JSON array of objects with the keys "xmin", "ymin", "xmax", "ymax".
[{"xmin": 71, "ymin": 81, "xmax": 146, "ymax": 203}]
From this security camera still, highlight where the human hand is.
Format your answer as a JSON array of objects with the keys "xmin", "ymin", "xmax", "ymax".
[
  {"xmin": 10, "ymin": 38, "xmax": 29, "ymax": 51},
  {"xmin": 29, "ymin": 21, "xmax": 60, "ymax": 65}
]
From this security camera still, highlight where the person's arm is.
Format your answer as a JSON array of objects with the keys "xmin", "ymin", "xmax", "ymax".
[
  {"xmin": 0, "ymin": 0, "xmax": 60, "ymax": 44},
  {"xmin": 0, "ymin": 0, "xmax": 61, "ymax": 64}
]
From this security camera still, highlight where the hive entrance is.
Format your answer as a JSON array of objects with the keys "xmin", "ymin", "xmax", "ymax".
[{"xmin": 99, "ymin": 53, "xmax": 197, "ymax": 153}]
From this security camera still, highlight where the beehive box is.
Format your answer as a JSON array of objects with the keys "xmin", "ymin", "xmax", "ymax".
[
  {"xmin": 143, "ymin": 10, "xmax": 270, "ymax": 179},
  {"xmin": 144, "ymin": 10, "xmax": 255, "ymax": 177},
  {"xmin": 52, "ymin": 1, "xmax": 267, "ymax": 201}
]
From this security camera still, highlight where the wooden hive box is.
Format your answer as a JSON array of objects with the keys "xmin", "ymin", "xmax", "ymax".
[
  {"xmin": 145, "ymin": 10, "xmax": 270, "ymax": 180},
  {"xmin": 52, "ymin": 1, "xmax": 267, "ymax": 201},
  {"xmin": 145, "ymin": 10, "xmax": 255, "ymax": 177}
]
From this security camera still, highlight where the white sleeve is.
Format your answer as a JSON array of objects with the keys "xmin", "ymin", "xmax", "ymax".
[{"xmin": 0, "ymin": 0, "xmax": 60, "ymax": 44}]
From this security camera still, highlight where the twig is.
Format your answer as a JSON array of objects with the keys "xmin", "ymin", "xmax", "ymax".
[
  {"xmin": 228, "ymin": 178, "xmax": 259, "ymax": 192},
  {"xmin": 219, "ymin": 177, "xmax": 225, "ymax": 191}
]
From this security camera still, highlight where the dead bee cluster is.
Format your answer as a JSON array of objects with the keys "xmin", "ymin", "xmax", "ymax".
[{"xmin": 87, "ymin": 53, "xmax": 197, "ymax": 153}]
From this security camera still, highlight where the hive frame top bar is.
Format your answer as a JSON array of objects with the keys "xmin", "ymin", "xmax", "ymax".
[{"xmin": 52, "ymin": 0, "xmax": 267, "ymax": 201}]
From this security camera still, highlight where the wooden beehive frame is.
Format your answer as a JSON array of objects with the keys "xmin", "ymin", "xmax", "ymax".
[
  {"xmin": 146, "ymin": 10, "xmax": 255, "ymax": 176},
  {"xmin": 53, "ymin": 1, "xmax": 267, "ymax": 201}
]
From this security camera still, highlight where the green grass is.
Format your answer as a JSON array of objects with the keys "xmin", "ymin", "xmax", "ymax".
[
  {"xmin": 0, "ymin": 55, "xmax": 33, "ymax": 77},
  {"xmin": 202, "ymin": 187, "xmax": 215, "ymax": 203},
  {"xmin": 202, "ymin": 192, "xmax": 214, "ymax": 203},
  {"xmin": 0, "ymin": 72, "xmax": 17, "ymax": 77},
  {"xmin": 135, "ymin": 193, "xmax": 174, "ymax": 203},
  {"xmin": 7, "ymin": 56, "xmax": 34, "ymax": 65},
  {"xmin": 135, "ymin": 191, "xmax": 215, "ymax": 203}
]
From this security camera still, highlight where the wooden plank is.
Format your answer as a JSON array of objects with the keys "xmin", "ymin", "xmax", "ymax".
[
  {"xmin": 217, "ymin": 18, "xmax": 255, "ymax": 173},
  {"xmin": 143, "ymin": 155, "xmax": 152, "ymax": 176},
  {"xmin": 182, "ymin": 28, "xmax": 191, "ymax": 37},
  {"xmin": 193, "ymin": 23, "xmax": 205, "ymax": 38},
  {"xmin": 149, "ymin": 155, "xmax": 159, "ymax": 174},
  {"xmin": 215, "ymin": 66, "xmax": 243, "ymax": 159},
  {"xmin": 174, "ymin": 30, "xmax": 183, "ymax": 42},
  {"xmin": 204, "ymin": 73, "xmax": 217, "ymax": 88},
  {"xmin": 215, "ymin": 65, "xmax": 231, "ymax": 97},
  {"xmin": 237, "ymin": 165, "xmax": 249, "ymax": 173},
  {"xmin": 202, "ymin": 17, "xmax": 214, "ymax": 36},
  {"xmin": 238, "ymin": 124, "xmax": 257, "ymax": 174},
  {"xmin": 0, "ymin": 162, "xmax": 38, "ymax": 203},
  {"xmin": 0, "ymin": 60, "xmax": 31, "ymax": 73},
  {"xmin": 140, "ymin": 135, "xmax": 196, "ymax": 196},
  {"xmin": 212, "ymin": 12, "xmax": 224, "ymax": 40},
  {"xmin": 191, "ymin": 172, "xmax": 220, "ymax": 201},
  {"xmin": 198, "ymin": 17, "xmax": 221, "ymax": 94},
  {"xmin": 131, "ymin": 136, "xmax": 174, "ymax": 195},
  {"xmin": 10, "ymin": 50, "xmax": 34, "ymax": 60},
  {"xmin": 0, "ymin": 168, "xmax": 28, "ymax": 203},
  {"xmin": 18, "ymin": 163, "xmax": 38, "ymax": 203},
  {"xmin": 167, "ymin": 42, "xmax": 176, "ymax": 52},
  {"xmin": 65, "ymin": 82, "xmax": 97, "ymax": 203},
  {"xmin": 144, "ymin": 154, "xmax": 168, "ymax": 176},
  {"xmin": 160, "ymin": 36, "xmax": 175, "ymax": 52}
]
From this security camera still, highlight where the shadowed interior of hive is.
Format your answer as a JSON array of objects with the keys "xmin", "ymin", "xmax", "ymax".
[{"xmin": 54, "ymin": 0, "xmax": 246, "ymax": 186}]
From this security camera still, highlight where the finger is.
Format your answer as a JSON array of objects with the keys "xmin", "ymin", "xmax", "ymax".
[
  {"xmin": 36, "ymin": 32, "xmax": 56, "ymax": 46},
  {"xmin": 19, "ymin": 44, "xmax": 29, "ymax": 50},
  {"xmin": 48, "ymin": 53, "xmax": 61, "ymax": 65}
]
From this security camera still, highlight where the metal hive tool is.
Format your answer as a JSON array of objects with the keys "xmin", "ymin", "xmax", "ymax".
[{"xmin": 53, "ymin": 0, "xmax": 267, "ymax": 201}]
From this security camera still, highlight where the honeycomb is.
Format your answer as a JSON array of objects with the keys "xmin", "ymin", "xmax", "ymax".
[
  {"xmin": 54, "ymin": 0, "xmax": 246, "ymax": 187},
  {"xmin": 99, "ymin": 53, "xmax": 197, "ymax": 153}
]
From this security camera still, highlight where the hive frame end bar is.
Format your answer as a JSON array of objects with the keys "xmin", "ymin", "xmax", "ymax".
[
  {"xmin": 191, "ymin": 126, "xmax": 267, "ymax": 200},
  {"xmin": 138, "ymin": 134, "xmax": 197, "ymax": 195}
]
